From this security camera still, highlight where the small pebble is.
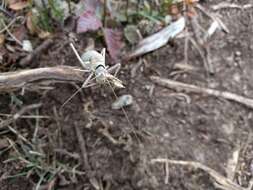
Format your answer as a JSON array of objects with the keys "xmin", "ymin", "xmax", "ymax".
[
  {"xmin": 235, "ymin": 51, "xmax": 242, "ymax": 57},
  {"xmin": 0, "ymin": 139, "xmax": 9, "ymax": 149},
  {"xmin": 22, "ymin": 40, "xmax": 33, "ymax": 52},
  {"xmin": 164, "ymin": 15, "xmax": 172, "ymax": 25},
  {"xmin": 111, "ymin": 94, "xmax": 133, "ymax": 110},
  {"xmin": 124, "ymin": 25, "xmax": 140, "ymax": 44}
]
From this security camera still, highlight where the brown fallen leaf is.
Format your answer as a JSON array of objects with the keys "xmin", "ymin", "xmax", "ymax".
[
  {"xmin": 38, "ymin": 31, "xmax": 52, "ymax": 39},
  {"xmin": 12, "ymin": 25, "xmax": 27, "ymax": 42},
  {"xmin": 76, "ymin": 0, "xmax": 102, "ymax": 33},
  {"xmin": 9, "ymin": 0, "xmax": 29, "ymax": 10},
  {"xmin": 26, "ymin": 11, "xmax": 36, "ymax": 34},
  {"xmin": 76, "ymin": 10, "xmax": 102, "ymax": 33},
  {"xmin": 26, "ymin": 10, "xmax": 52, "ymax": 39}
]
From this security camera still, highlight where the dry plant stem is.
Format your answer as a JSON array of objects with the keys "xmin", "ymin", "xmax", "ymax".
[
  {"xmin": 151, "ymin": 76, "xmax": 253, "ymax": 110},
  {"xmin": 0, "ymin": 16, "xmax": 18, "ymax": 33},
  {"xmin": 74, "ymin": 125, "xmax": 99, "ymax": 189},
  {"xmin": 0, "ymin": 66, "xmax": 85, "ymax": 91},
  {"xmin": 151, "ymin": 159, "xmax": 246, "ymax": 190},
  {"xmin": 189, "ymin": 18, "xmax": 214, "ymax": 74},
  {"xmin": 19, "ymin": 38, "xmax": 54, "ymax": 67},
  {"xmin": 0, "ymin": 103, "xmax": 42, "ymax": 129},
  {"xmin": 189, "ymin": 37, "xmax": 213, "ymax": 74},
  {"xmin": 0, "ymin": 5, "xmax": 13, "ymax": 17},
  {"xmin": 196, "ymin": 4, "xmax": 229, "ymax": 33},
  {"xmin": 54, "ymin": 149, "xmax": 80, "ymax": 160},
  {"xmin": 164, "ymin": 159, "xmax": 169, "ymax": 184},
  {"xmin": 0, "ymin": 113, "xmax": 49, "ymax": 119},
  {"xmin": 1, "ymin": 20, "xmax": 22, "ymax": 46},
  {"xmin": 183, "ymin": 0, "xmax": 189, "ymax": 65}
]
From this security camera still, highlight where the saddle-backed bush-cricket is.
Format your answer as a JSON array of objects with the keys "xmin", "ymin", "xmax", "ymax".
[
  {"xmin": 61, "ymin": 43, "xmax": 124, "ymax": 108},
  {"xmin": 61, "ymin": 43, "xmax": 139, "ymax": 141}
]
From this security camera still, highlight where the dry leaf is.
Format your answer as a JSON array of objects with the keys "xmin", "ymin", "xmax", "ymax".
[
  {"xmin": 38, "ymin": 31, "xmax": 52, "ymax": 39},
  {"xmin": 127, "ymin": 17, "xmax": 185, "ymax": 59},
  {"xmin": 26, "ymin": 10, "xmax": 52, "ymax": 39},
  {"xmin": 103, "ymin": 28, "xmax": 123, "ymax": 62},
  {"xmin": 26, "ymin": 11, "xmax": 36, "ymax": 34},
  {"xmin": 77, "ymin": 10, "xmax": 102, "ymax": 33},
  {"xmin": 13, "ymin": 26, "xmax": 27, "ymax": 42},
  {"xmin": 9, "ymin": 0, "xmax": 29, "ymax": 10},
  {"xmin": 0, "ymin": 34, "xmax": 5, "ymax": 45}
]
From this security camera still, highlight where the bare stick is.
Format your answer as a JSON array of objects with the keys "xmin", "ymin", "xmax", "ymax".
[
  {"xmin": 0, "ymin": 5, "xmax": 13, "ymax": 17},
  {"xmin": 1, "ymin": 19, "xmax": 22, "ymax": 46},
  {"xmin": 151, "ymin": 159, "xmax": 246, "ymax": 190},
  {"xmin": 189, "ymin": 36, "xmax": 214, "ymax": 74},
  {"xmin": 74, "ymin": 125, "xmax": 100, "ymax": 189},
  {"xmin": 0, "ymin": 16, "xmax": 19, "ymax": 33},
  {"xmin": 196, "ymin": 4, "xmax": 229, "ymax": 34},
  {"xmin": 0, "ymin": 66, "xmax": 86, "ymax": 92},
  {"xmin": 211, "ymin": 3, "xmax": 253, "ymax": 11},
  {"xmin": 151, "ymin": 76, "xmax": 253, "ymax": 110},
  {"xmin": 74, "ymin": 125, "xmax": 91, "ymax": 172}
]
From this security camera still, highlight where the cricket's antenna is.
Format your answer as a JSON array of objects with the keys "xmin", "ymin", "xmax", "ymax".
[
  {"xmin": 70, "ymin": 43, "xmax": 87, "ymax": 68},
  {"xmin": 107, "ymin": 80, "xmax": 140, "ymax": 143}
]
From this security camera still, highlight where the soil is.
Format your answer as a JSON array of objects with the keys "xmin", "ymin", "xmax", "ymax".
[{"xmin": 1, "ymin": 0, "xmax": 253, "ymax": 189}]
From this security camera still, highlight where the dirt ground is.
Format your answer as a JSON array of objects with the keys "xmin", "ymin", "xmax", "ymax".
[{"xmin": 1, "ymin": 0, "xmax": 253, "ymax": 189}]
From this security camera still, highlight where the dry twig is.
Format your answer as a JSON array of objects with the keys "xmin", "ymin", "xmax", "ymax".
[
  {"xmin": 19, "ymin": 38, "xmax": 54, "ymax": 67},
  {"xmin": 74, "ymin": 125, "xmax": 100, "ymax": 190},
  {"xmin": 74, "ymin": 125, "xmax": 90, "ymax": 172},
  {"xmin": 0, "ymin": 5, "xmax": 13, "ymax": 17},
  {"xmin": 211, "ymin": 3, "xmax": 253, "ymax": 11},
  {"xmin": 151, "ymin": 76, "xmax": 253, "ymax": 110},
  {"xmin": 0, "ymin": 103, "xmax": 42, "ymax": 129},
  {"xmin": 151, "ymin": 158, "xmax": 246, "ymax": 190}
]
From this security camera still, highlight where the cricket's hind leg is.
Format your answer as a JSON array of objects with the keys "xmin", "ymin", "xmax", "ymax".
[
  {"xmin": 60, "ymin": 73, "xmax": 95, "ymax": 110},
  {"xmin": 107, "ymin": 63, "xmax": 121, "ymax": 76}
]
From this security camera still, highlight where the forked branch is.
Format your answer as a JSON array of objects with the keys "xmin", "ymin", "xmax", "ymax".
[{"xmin": 0, "ymin": 66, "xmax": 86, "ymax": 92}]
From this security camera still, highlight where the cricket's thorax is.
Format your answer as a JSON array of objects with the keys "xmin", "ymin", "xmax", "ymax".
[{"xmin": 95, "ymin": 65, "xmax": 107, "ymax": 84}]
